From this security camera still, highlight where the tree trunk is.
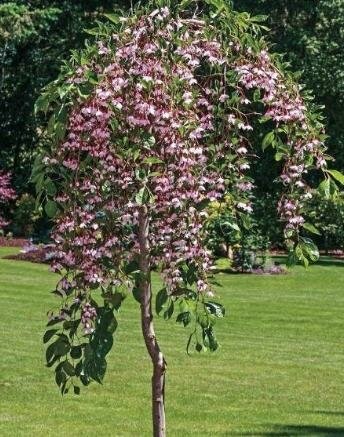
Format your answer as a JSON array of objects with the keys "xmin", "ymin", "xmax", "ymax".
[{"xmin": 138, "ymin": 206, "xmax": 167, "ymax": 437}]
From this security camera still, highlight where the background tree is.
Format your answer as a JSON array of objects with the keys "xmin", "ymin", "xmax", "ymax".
[
  {"xmin": 0, "ymin": 1, "xmax": 138, "ymax": 193},
  {"xmin": 306, "ymin": 192, "xmax": 344, "ymax": 253},
  {"xmin": 0, "ymin": 1, "xmax": 139, "ymax": 234},
  {"xmin": 234, "ymin": 0, "xmax": 344, "ymax": 169}
]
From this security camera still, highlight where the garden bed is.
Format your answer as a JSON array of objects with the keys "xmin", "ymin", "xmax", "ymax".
[
  {"xmin": 2, "ymin": 243, "xmax": 54, "ymax": 264},
  {"xmin": 0, "ymin": 237, "xmax": 28, "ymax": 247}
]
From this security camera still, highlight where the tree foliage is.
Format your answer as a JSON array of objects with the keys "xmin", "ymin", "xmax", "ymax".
[
  {"xmin": 234, "ymin": 0, "xmax": 344, "ymax": 169},
  {"xmin": 33, "ymin": 0, "xmax": 342, "ymax": 400}
]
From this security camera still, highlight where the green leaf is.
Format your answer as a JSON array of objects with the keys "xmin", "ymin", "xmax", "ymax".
[
  {"xmin": 156, "ymin": 288, "xmax": 168, "ymax": 315},
  {"xmin": 54, "ymin": 340, "xmax": 70, "ymax": 357},
  {"xmin": 103, "ymin": 13, "xmax": 120, "ymax": 24},
  {"xmin": 204, "ymin": 301, "xmax": 225, "ymax": 318},
  {"xmin": 253, "ymin": 89, "xmax": 261, "ymax": 102},
  {"xmin": 79, "ymin": 81, "xmax": 95, "ymax": 97},
  {"xmin": 80, "ymin": 374, "xmax": 91, "ymax": 386},
  {"xmin": 228, "ymin": 222, "xmax": 240, "ymax": 231},
  {"xmin": 75, "ymin": 360, "xmax": 83, "ymax": 377},
  {"xmin": 47, "ymin": 316, "xmax": 62, "ymax": 327},
  {"xmin": 318, "ymin": 178, "xmax": 330, "ymax": 198},
  {"xmin": 251, "ymin": 14, "xmax": 268, "ymax": 22},
  {"xmin": 45, "ymin": 179, "xmax": 57, "ymax": 196},
  {"xmin": 91, "ymin": 331, "xmax": 113, "ymax": 358},
  {"xmin": 47, "ymin": 114, "xmax": 56, "ymax": 135},
  {"xmin": 35, "ymin": 93, "xmax": 51, "ymax": 114},
  {"xmin": 55, "ymin": 370, "xmax": 66, "ymax": 387},
  {"xmin": 195, "ymin": 342, "xmax": 203, "ymax": 352},
  {"xmin": 195, "ymin": 198, "xmax": 210, "ymax": 212},
  {"xmin": 143, "ymin": 157, "xmax": 163, "ymax": 165},
  {"xmin": 205, "ymin": 0, "xmax": 227, "ymax": 12},
  {"xmin": 34, "ymin": 173, "xmax": 45, "ymax": 195},
  {"xmin": 262, "ymin": 131, "xmax": 275, "ymax": 151},
  {"xmin": 73, "ymin": 386, "xmax": 81, "ymax": 395},
  {"xmin": 286, "ymin": 250, "xmax": 298, "ymax": 267},
  {"xmin": 83, "ymin": 355, "xmax": 107, "ymax": 384},
  {"xmin": 62, "ymin": 360, "xmax": 75, "ymax": 376},
  {"xmin": 275, "ymin": 151, "xmax": 284, "ymax": 161},
  {"xmin": 135, "ymin": 187, "xmax": 152, "ymax": 205},
  {"xmin": 46, "ymin": 355, "xmax": 59, "ymax": 368},
  {"xmin": 163, "ymin": 300, "xmax": 174, "ymax": 320},
  {"xmin": 45, "ymin": 200, "xmax": 58, "ymax": 218},
  {"xmin": 124, "ymin": 259, "xmax": 140, "ymax": 275},
  {"xmin": 55, "ymin": 121, "xmax": 67, "ymax": 142},
  {"xmin": 46, "ymin": 341, "xmax": 57, "ymax": 364},
  {"xmin": 186, "ymin": 332, "xmax": 195, "ymax": 354},
  {"xmin": 179, "ymin": 0, "xmax": 197, "ymax": 10},
  {"xmin": 61, "ymin": 382, "xmax": 69, "ymax": 395},
  {"xmin": 300, "ymin": 237, "xmax": 319, "ymax": 263},
  {"xmin": 302, "ymin": 223, "xmax": 321, "ymax": 236},
  {"xmin": 70, "ymin": 345, "xmax": 82, "ymax": 359},
  {"xmin": 132, "ymin": 287, "xmax": 141, "ymax": 303},
  {"xmin": 143, "ymin": 136, "xmax": 156, "ymax": 148},
  {"xmin": 108, "ymin": 292, "xmax": 125, "ymax": 311},
  {"xmin": 43, "ymin": 329, "xmax": 58, "ymax": 344},
  {"xmin": 84, "ymin": 27, "xmax": 100, "ymax": 36},
  {"xmin": 327, "ymin": 170, "xmax": 344, "ymax": 186},
  {"xmin": 202, "ymin": 326, "xmax": 219, "ymax": 352},
  {"xmin": 186, "ymin": 264, "xmax": 198, "ymax": 285},
  {"xmin": 89, "ymin": 307, "xmax": 116, "ymax": 362},
  {"xmin": 176, "ymin": 311, "xmax": 191, "ymax": 327},
  {"xmin": 240, "ymin": 213, "xmax": 252, "ymax": 230}
]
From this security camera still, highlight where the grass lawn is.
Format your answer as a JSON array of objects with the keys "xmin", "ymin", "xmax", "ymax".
[{"xmin": 0, "ymin": 247, "xmax": 344, "ymax": 436}]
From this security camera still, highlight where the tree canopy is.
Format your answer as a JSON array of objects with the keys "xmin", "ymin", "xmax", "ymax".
[{"xmin": 34, "ymin": 6, "xmax": 340, "ymax": 435}]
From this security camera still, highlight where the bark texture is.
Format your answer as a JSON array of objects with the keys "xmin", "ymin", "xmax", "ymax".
[{"xmin": 138, "ymin": 206, "xmax": 167, "ymax": 437}]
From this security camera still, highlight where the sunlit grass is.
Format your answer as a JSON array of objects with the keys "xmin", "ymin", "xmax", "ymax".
[{"xmin": 0, "ymin": 247, "xmax": 343, "ymax": 436}]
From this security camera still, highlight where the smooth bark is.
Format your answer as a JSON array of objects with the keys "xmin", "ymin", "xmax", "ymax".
[{"xmin": 138, "ymin": 206, "xmax": 167, "ymax": 437}]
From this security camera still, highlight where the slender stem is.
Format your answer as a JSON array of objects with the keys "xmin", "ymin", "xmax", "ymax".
[{"xmin": 138, "ymin": 206, "xmax": 167, "ymax": 437}]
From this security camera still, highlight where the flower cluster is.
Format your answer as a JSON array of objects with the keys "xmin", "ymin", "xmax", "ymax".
[
  {"xmin": 81, "ymin": 303, "xmax": 98, "ymax": 334},
  {"xmin": 235, "ymin": 50, "xmax": 327, "ymax": 236},
  {"xmin": 0, "ymin": 171, "xmax": 16, "ymax": 230}
]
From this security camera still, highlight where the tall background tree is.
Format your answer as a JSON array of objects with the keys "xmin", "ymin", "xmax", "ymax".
[
  {"xmin": 0, "ymin": 1, "xmax": 136, "ymax": 192},
  {"xmin": 0, "ymin": 1, "xmax": 138, "ymax": 235},
  {"xmin": 233, "ymin": 0, "xmax": 344, "ymax": 169}
]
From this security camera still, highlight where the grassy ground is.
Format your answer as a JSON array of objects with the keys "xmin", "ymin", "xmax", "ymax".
[{"xmin": 0, "ymin": 247, "xmax": 344, "ymax": 436}]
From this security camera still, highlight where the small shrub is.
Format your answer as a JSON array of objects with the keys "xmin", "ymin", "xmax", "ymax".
[{"xmin": 12, "ymin": 193, "xmax": 40, "ymax": 238}]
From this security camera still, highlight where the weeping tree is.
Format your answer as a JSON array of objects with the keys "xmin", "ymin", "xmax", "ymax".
[
  {"xmin": 34, "ymin": 1, "xmax": 343, "ymax": 435},
  {"xmin": 0, "ymin": 171, "xmax": 16, "ymax": 230}
]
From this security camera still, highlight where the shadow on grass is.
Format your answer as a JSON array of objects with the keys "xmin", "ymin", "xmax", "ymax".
[
  {"xmin": 234, "ymin": 424, "xmax": 344, "ymax": 436},
  {"xmin": 214, "ymin": 255, "xmax": 344, "ymax": 276},
  {"xmin": 314, "ymin": 259, "xmax": 344, "ymax": 268},
  {"xmin": 271, "ymin": 255, "xmax": 344, "ymax": 268},
  {"xmin": 311, "ymin": 411, "xmax": 344, "ymax": 416}
]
